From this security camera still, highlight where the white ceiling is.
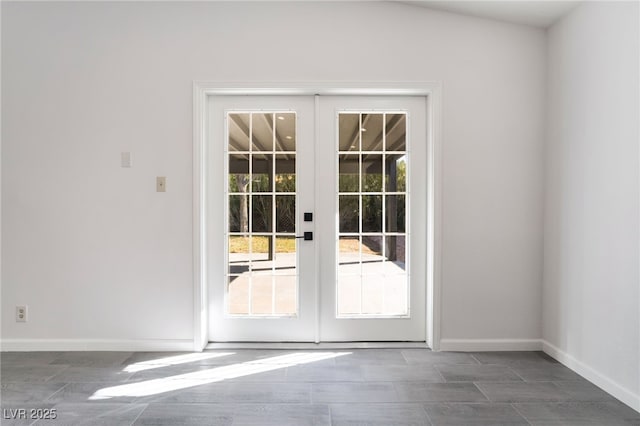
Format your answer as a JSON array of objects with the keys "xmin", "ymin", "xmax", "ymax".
[{"xmin": 397, "ymin": 1, "xmax": 582, "ymax": 28}]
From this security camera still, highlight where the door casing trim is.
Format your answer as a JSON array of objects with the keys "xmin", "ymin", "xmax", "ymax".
[{"xmin": 193, "ymin": 82, "xmax": 443, "ymax": 351}]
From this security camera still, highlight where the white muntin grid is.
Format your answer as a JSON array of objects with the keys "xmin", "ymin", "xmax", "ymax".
[
  {"xmin": 335, "ymin": 111, "xmax": 411, "ymax": 318},
  {"xmin": 224, "ymin": 111, "xmax": 299, "ymax": 317}
]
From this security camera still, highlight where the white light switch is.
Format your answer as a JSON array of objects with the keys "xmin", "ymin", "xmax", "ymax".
[
  {"xmin": 157, "ymin": 177, "xmax": 166, "ymax": 192},
  {"xmin": 121, "ymin": 152, "xmax": 132, "ymax": 168}
]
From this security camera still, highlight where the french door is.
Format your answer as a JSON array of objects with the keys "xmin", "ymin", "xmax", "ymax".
[{"xmin": 208, "ymin": 95, "xmax": 426, "ymax": 342}]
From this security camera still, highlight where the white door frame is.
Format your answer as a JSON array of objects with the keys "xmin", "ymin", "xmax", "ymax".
[{"xmin": 192, "ymin": 82, "xmax": 443, "ymax": 351}]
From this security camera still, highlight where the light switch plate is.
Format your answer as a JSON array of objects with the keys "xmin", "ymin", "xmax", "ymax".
[
  {"xmin": 157, "ymin": 177, "xmax": 166, "ymax": 192},
  {"xmin": 121, "ymin": 152, "xmax": 132, "ymax": 168}
]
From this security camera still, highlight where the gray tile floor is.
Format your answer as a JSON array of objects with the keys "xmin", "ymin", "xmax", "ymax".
[{"xmin": 1, "ymin": 349, "xmax": 639, "ymax": 425}]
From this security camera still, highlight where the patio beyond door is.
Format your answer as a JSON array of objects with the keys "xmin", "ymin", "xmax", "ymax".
[{"xmin": 208, "ymin": 95, "xmax": 426, "ymax": 342}]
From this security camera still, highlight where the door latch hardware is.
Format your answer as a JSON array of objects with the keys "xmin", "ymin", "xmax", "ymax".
[{"xmin": 296, "ymin": 232, "xmax": 313, "ymax": 241}]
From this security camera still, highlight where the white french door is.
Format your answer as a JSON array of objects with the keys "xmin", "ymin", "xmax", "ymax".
[
  {"xmin": 318, "ymin": 96, "xmax": 427, "ymax": 341},
  {"xmin": 207, "ymin": 95, "xmax": 426, "ymax": 342},
  {"xmin": 208, "ymin": 96, "xmax": 316, "ymax": 341}
]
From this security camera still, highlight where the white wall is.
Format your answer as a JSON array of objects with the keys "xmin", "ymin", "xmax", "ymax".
[
  {"xmin": 1, "ymin": 2, "xmax": 546, "ymax": 348},
  {"xmin": 544, "ymin": 1, "xmax": 640, "ymax": 410}
]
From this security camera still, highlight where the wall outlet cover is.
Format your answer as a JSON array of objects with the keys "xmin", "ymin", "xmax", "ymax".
[{"xmin": 16, "ymin": 305, "xmax": 27, "ymax": 322}]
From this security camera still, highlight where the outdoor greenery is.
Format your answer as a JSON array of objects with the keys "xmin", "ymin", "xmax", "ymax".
[
  {"xmin": 229, "ymin": 173, "xmax": 296, "ymax": 233},
  {"xmin": 338, "ymin": 157, "xmax": 406, "ymax": 233},
  {"xmin": 229, "ymin": 157, "xmax": 406, "ymax": 235}
]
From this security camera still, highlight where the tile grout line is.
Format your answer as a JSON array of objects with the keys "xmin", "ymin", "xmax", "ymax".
[
  {"xmin": 509, "ymin": 402, "xmax": 534, "ymax": 426},
  {"xmin": 421, "ymin": 404, "xmax": 435, "ymax": 426},
  {"xmin": 432, "ymin": 365, "xmax": 447, "ymax": 383},
  {"xmin": 472, "ymin": 381, "xmax": 493, "ymax": 403},
  {"xmin": 508, "ymin": 366, "xmax": 528, "ymax": 382},
  {"xmin": 399, "ymin": 349, "xmax": 410, "ymax": 364},
  {"xmin": 128, "ymin": 403, "xmax": 149, "ymax": 426},
  {"xmin": 44, "ymin": 364, "xmax": 70, "ymax": 383},
  {"xmin": 43, "ymin": 382, "xmax": 69, "ymax": 403},
  {"xmin": 469, "ymin": 353, "xmax": 482, "ymax": 365}
]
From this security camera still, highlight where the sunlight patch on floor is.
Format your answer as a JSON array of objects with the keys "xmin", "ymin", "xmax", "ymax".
[
  {"xmin": 91, "ymin": 352, "xmax": 351, "ymax": 400},
  {"xmin": 124, "ymin": 352, "xmax": 235, "ymax": 373}
]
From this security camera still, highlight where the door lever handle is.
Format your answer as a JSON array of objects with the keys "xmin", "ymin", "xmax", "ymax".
[{"xmin": 296, "ymin": 232, "xmax": 313, "ymax": 241}]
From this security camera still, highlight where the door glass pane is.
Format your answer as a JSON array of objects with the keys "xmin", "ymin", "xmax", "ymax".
[
  {"xmin": 362, "ymin": 195, "xmax": 382, "ymax": 233},
  {"xmin": 339, "ymin": 155, "xmax": 359, "ymax": 192},
  {"xmin": 228, "ymin": 275, "xmax": 249, "ymax": 315},
  {"xmin": 385, "ymin": 195, "xmax": 406, "ymax": 233},
  {"xmin": 384, "ymin": 235, "xmax": 406, "ymax": 273},
  {"xmin": 250, "ymin": 236, "xmax": 270, "ymax": 267},
  {"xmin": 228, "ymin": 195, "xmax": 248, "ymax": 233},
  {"xmin": 385, "ymin": 114, "xmax": 406, "ymax": 151},
  {"xmin": 339, "ymin": 113, "xmax": 359, "ymax": 151},
  {"xmin": 251, "ymin": 274, "xmax": 273, "ymax": 315},
  {"xmin": 275, "ymin": 155, "xmax": 295, "ymax": 192},
  {"xmin": 228, "ymin": 113, "xmax": 250, "ymax": 152},
  {"xmin": 384, "ymin": 275, "xmax": 408, "ymax": 314},
  {"xmin": 275, "ymin": 236, "xmax": 296, "ymax": 275},
  {"xmin": 361, "ymin": 235, "xmax": 384, "ymax": 276},
  {"xmin": 339, "ymin": 195, "xmax": 359, "ymax": 233},
  {"xmin": 252, "ymin": 154, "xmax": 272, "ymax": 192},
  {"xmin": 337, "ymin": 112, "xmax": 409, "ymax": 317},
  {"xmin": 385, "ymin": 154, "xmax": 406, "ymax": 192},
  {"xmin": 361, "ymin": 114, "xmax": 384, "ymax": 151},
  {"xmin": 228, "ymin": 155, "xmax": 249, "ymax": 192},
  {"xmin": 276, "ymin": 195, "xmax": 295, "ymax": 233},
  {"xmin": 275, "ymin": 113, "xmax": 296, "ymax": 151},
  {"xmin": 251, "ymin": 195, "xmax": 272, "ymax": 233},
  {"xmin": 226, "ymin": 111, "xmax": 298, "ymax": 317},
  {"xmin": 252, "ymin": 113, "xmax": 274, "ymax": 151},
  {"xmin": 337, "ymin": 276, "xmax": 361, "ymax": 315},
  {"xmin": 361, "ymin": 275, "xmax": 385, "ymax": 314},
  {"xmin": 362, "ymin": 155, "xmax": 382, "ymax": 192},
  {"xmin": 228, "ymin": 235, "xmax": 250, "ymax": 275},
  {"xmin": 338, "ymin": 236, "xmax": 361, "ymax": 275},
  {"xmin": 384, "ymin": 234, "xmax": 408, "ymax": 315}
]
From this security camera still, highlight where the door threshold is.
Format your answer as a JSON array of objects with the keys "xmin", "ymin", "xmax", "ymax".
[{"xmin": 205, "ymin": 341, "xmax": 429, "ymax": 350}]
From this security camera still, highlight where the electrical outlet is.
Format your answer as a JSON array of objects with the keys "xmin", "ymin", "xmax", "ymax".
[{"xmin": 16, "ymin": 306, "xmax": 27, "ymax": 322}]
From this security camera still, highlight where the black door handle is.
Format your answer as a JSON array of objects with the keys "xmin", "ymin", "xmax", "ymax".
[{"xmin": 296, "ymin": 232, "xmax": 313, "ymax": 241}]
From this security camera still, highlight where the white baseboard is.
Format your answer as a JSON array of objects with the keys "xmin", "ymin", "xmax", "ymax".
[
  {"xmin": 438, "ymin": 338, "xmax": 543, "ymax": 352},
  {"xmin": 542, "ymin": 340, "xmax": 640, "ymax": 413},
  {"xmin": 0, "ymin": 339, "xmax": 195, "ymax": 352}
]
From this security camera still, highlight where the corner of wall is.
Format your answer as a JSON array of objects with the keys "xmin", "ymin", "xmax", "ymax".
[
  {"xmin": 541, "ymin": 0, "xmax": 640, "ymax": 414},
  {"xmin": 543, "ymin": 340, "xmax": 640, "ymax": 413}
]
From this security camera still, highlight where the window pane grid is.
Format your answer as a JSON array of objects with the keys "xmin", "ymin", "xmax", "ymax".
[
  {"xmin": 226, "ymin": 111, "xmax": 298, "ymax": 317},
  {"xmin": 337, "ymin": 112, "xmax": 409, "ymax": 317}
]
